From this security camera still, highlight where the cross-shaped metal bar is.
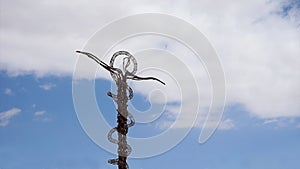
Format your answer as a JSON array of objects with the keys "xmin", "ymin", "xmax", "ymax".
[{"xmin": 76, "ymin": 50, "xmax": 165, "ymax": 169}]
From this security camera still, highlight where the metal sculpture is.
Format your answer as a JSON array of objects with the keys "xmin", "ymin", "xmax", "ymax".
[{"xmin": 76, "ymin": 50, "xmax": 165, "ymax": 169}]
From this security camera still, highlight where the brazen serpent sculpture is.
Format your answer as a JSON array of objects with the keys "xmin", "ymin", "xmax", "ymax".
[{"xmin": 76, "ymin": 50, "xmax": 165, "ymax": 169}]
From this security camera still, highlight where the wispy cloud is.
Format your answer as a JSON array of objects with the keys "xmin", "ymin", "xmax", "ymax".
[
  {"xmin": 33, "ymin": 110, "xmax": 51, "ymax": 122},
  {"xmin": 0, "ymin": 108, "xmax": 21, "ymax": 126},
  {"xmin": 4, "ymin": 88, "xmax": 13, "ymax": 95},
  {"xmin": 34, "ymin": 111, "xmax": 45, "ymax": 116},
  {"xmin": 156, "ymin": 121, "xmax": 173, "ymax": 130},
  {"xmin": 218, "ymin": 118, "xmax": 235, "ymax": 130},
  {"xmin": 263, "ymin": 119, "xmax": 279, "ymax": 125},
  {"xmin": 262, "ymin": 117, "xmax": 299, "ymax": 128},
  {"xmin": 39, "ymin": 83, "xmax": 56, "ymax": 90}
]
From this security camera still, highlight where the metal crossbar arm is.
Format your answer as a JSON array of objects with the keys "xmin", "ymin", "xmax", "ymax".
[
  {"xmin": 128, "ymin": 74, "xmax": 166, "ymax": 85},
  {"xmin": 76, "ymin": 50, "xmax": 118, "ymax": 73}
]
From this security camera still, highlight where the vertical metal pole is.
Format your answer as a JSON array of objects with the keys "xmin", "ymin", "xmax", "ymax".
[
  {"xmin": 116, "ymin": 79, "xmax": 129, "ymax": 169},
  {"xmin": 108, "ymin": 78, "xmax": 132, "ymax": 169}
]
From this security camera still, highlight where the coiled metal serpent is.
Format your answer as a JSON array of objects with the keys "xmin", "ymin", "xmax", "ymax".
[{"xmin": 76, "ymin": 50, "xmax": 165, "ymax": 169}]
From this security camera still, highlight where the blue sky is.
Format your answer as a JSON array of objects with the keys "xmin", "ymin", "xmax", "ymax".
[
  {"xmin": 0, "ymin": 71, "xmax": 299, "ymax": 169},
  {"xmin": 1, "ymin": 0, "xmax": 300, "ymax": 169}
]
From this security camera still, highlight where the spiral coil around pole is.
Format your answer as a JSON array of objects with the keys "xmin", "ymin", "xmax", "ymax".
[
  {"xmin": 107, "ymin": 51, "xmax": 137, "ymax": 169},
  {"xmin": 107, "ymin": 87, "xmax": 135, "ymax": 169}
]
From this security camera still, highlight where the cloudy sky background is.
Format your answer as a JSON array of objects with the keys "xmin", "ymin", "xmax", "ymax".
[{"xmin": 0, "ymin": 0, "xmax": 299, "ymax": 169}]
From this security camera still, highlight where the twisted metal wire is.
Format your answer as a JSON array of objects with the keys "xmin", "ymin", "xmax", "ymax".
[
  {"xmin": 107, "ymin": 85, "xmax": 135, "ymax": 169},
  {"xmin": 76, "ymin": 50, "xmax": 165, "ymax": 169},
  {"xmin": 107, "ymin": 51, "xmax": 137, "ymax": 169}
]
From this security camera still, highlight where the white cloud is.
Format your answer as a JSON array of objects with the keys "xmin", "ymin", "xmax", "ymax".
[
  {"xmin": 0, "ymin": 108, "xmax": 21, "ymax": 126},
  {"xmin": 155, "ymin": 110, "xmax": 236, "ymax": 134},
  {"xmin": 0, "ymin": 0, "xmax": 299, "ymax": 126},
  {"xmin": 34, "ymin": 111, "xmax": 45, "ymax": 116},
  {"xmin": 262, "ymin": 118, "xmax": 297, "ymax": 128},
  {"xmin": 263, "ymin": 119, "xmax": 279, "ymax": 124},
  {"xmin": 4, "ymin": 88, "xmax": 13, "ymax": 95},
  {"xmin": 33, "ymin": 111, "xmax": 51, "ymax": 122},
  {"xmin": 156, "ymin": 120, "xmax": 173, "ymax": 130},
  {"xmin": 39, "ymin": 83, "xmax": 56, "ymax": 90},
  {"xmin": 218, "ymin": 118, "xmax": 235, "ymax": 130}
]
